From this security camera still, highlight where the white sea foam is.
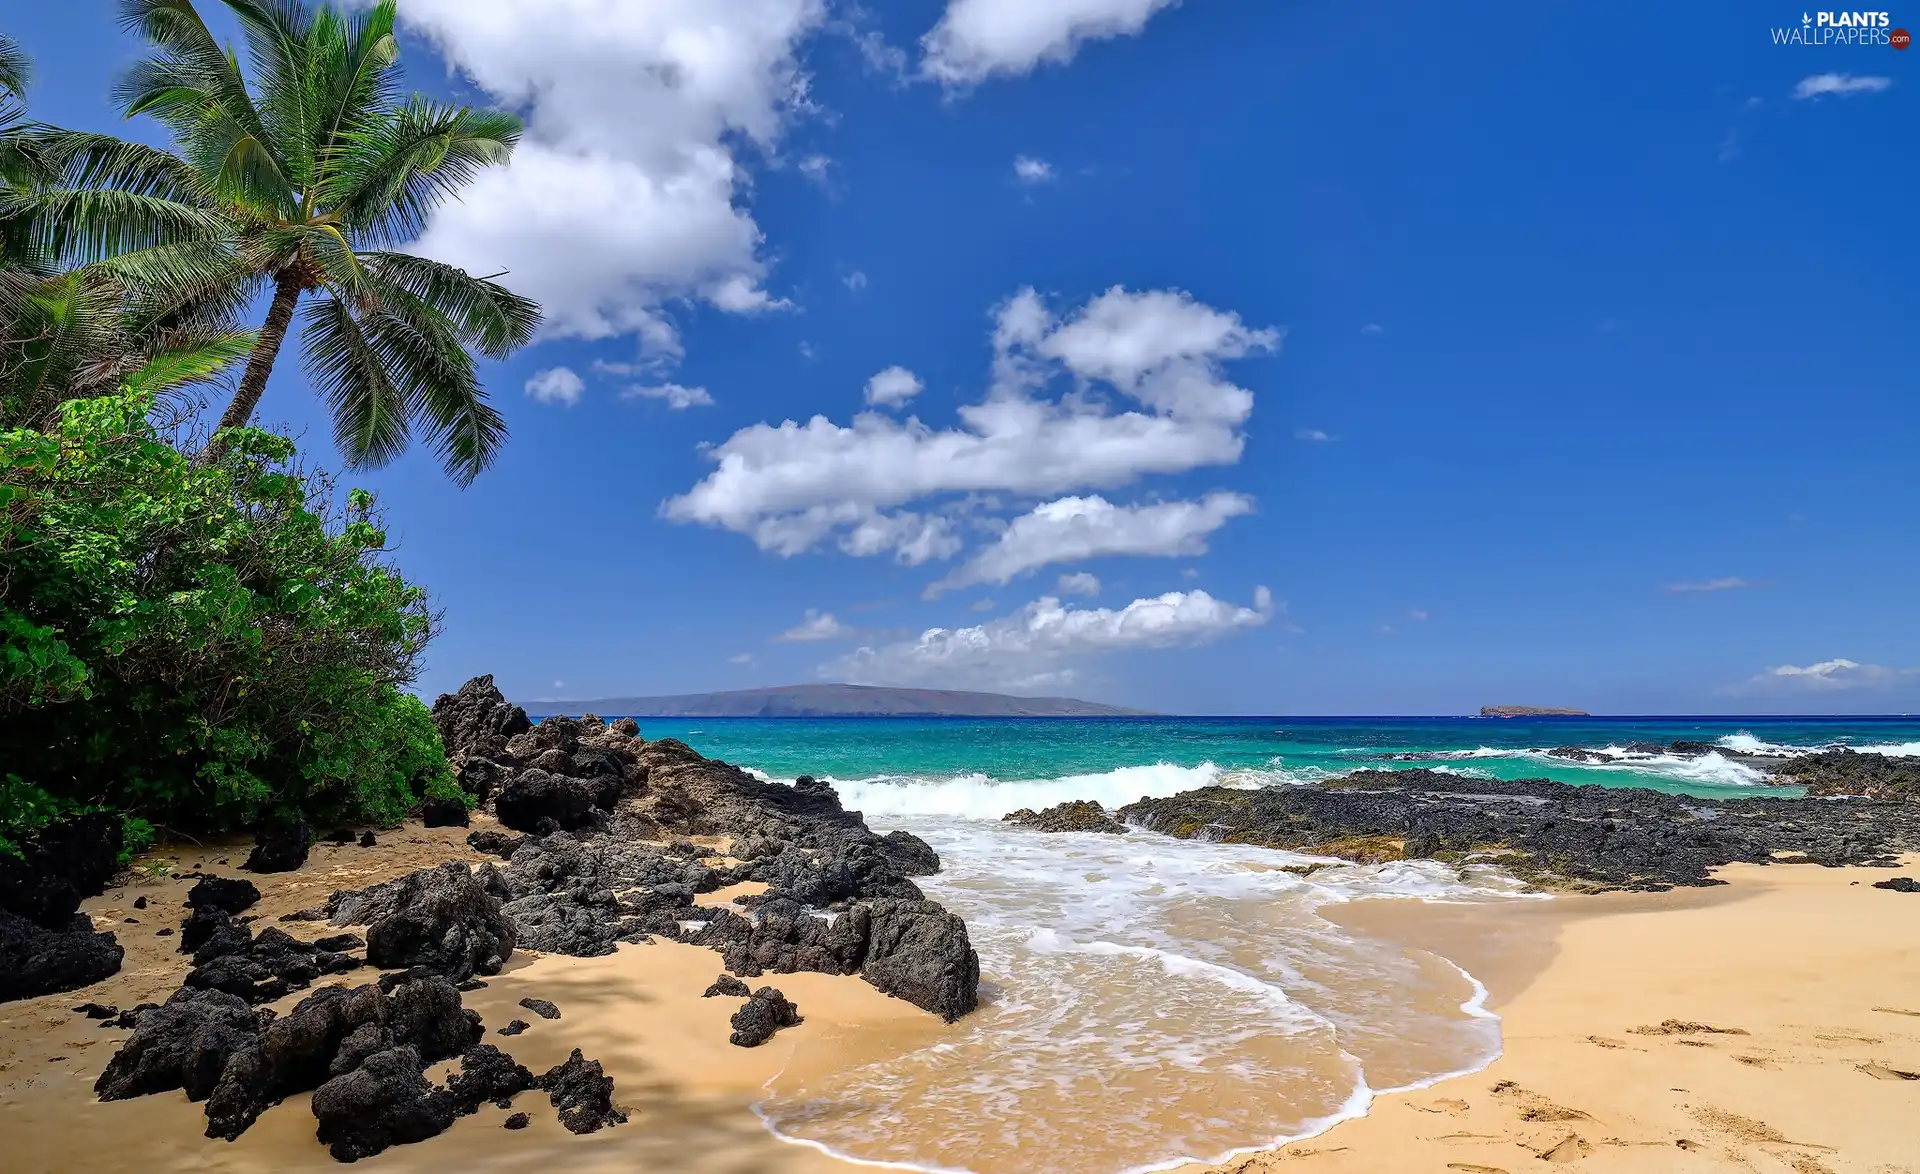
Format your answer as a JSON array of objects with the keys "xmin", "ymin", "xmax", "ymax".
[
  {"xmin": 821, "ymin": 762, "xmax": 1228, "ymax": 821},
  {"xmin": 1855, "ymin": 740, "xmax": 1920, "ymax": 757}
]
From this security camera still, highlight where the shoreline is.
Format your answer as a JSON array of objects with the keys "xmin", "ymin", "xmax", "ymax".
[{"xmin": 4, "ymin": 824, "xmax": 1915, "ymax": 1172}]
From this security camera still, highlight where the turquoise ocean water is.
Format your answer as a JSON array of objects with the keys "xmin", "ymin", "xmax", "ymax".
[{"xmin": 586, "ymin": 715, "xmax": 1918, "ymax": 1174}]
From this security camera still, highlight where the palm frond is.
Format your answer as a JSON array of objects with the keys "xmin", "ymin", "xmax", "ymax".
[
  {"xmin": 0, "ymin": 186, "xmax": 232, "ymax": 268},
  {"xmin": 118, "ymin": 328, "xmax": 256, "ymax": 395},
  {"xmin": 115, "ymin": 0, "xmax": 270, "ymax": 149},
  {"xmin": 361, "ymin": 251, "xmax": 540, "ymax": 358},
  {"xmin": 17, "ymin": 128, "xmax": 211, "ymax": 202},
  {"xmin": 301, "ymin": 293, "xmax": 410, "ymax": 468},
  {"xmin": 0, "ymin": 33, "xmax": 31, "ymax": 102},
  {"xmin": 308, "ymin": 0, "xmax": 399, "ymax": 185},
  {"xmin": 220, "ymin": 0, "xmax": 316, "ymax": 188},
  {"xmin": 321, "ymin": 97, "xmax": 520, "ymax": 247}
]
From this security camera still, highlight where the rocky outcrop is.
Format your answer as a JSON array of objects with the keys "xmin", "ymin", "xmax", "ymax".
[
  {"xmin": 0, "ymin": 813, "xmax": 126, "ymax": 1003},
  {"xmin": 728, "ymin": 986, "xmax": 801, "ymax": 1047},
  {"xmin": 1003, "ymin": 800, "xmax": 1126, "ymax": 834},
  {"xmin": 95, "ymin": 986, "xmax": 262, "ymax": 1102},
  {"xmin": 432, "ymin": 674, "xmax": 533, "ymax": 765},
  {"xmin": 538, "ymin": 1048, "xmax": 626, "ymax": 1134},
  {"xmin": 447, "ymin": 1044, "xmax": 537, "ymax": 1114},
  {"xmin": 420, "ymin": 798, "xmax": 470, "ymax": 828},
  {"xmin": 1775, "ymin": 749, "xmax": 1920, "ymax": 802},
  {"xmin": 178, "ymin": 908, "xmax": 362, "ymax": 1004},
  {"xmin": 242, "ymin": 819, "xmax": 311, "ymax": 874},
  {"xmin": 311, "ymin": 1045, "xmax": 459, "ymax": 1161},
  {"xmin": 333, "ymin": 862, "xmax": 515, "ymax": 982},
  {"xmin": 185, "ymin": 877, "xmax": 261, "ymax": 915},
  {"xmin": 703, "ymin": 974, "xmax": 750, "ymax": 998},
  {"xmin": 1118, "ymin": 768, "xmax": 1920, "ymax": 891},
  {"xmin": 859, "ymin": 899, "xmax": 980, "ymax": 1021},
  {"xmin": 0, "ymin": 812, "xmax": 122, "ymax": 927},
  {"xmin": 0, "ymin": 910, "xmax": 124, "ymax": 1003}
]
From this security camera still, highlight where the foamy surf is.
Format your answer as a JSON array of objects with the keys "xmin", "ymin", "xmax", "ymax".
[{"xmin": 754, "ymin": 801, "xmax": 1522, "ymax": 1174}]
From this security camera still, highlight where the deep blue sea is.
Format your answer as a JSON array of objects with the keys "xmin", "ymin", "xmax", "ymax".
[{"xmin": 590, "ymin": 715, "xmax": 1919, "ymax": 1174}]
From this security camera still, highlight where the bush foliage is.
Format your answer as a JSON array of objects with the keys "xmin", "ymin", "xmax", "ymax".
[{"xmin": 0, "ymin": 392, "xmax": 460, "ymax": 854}]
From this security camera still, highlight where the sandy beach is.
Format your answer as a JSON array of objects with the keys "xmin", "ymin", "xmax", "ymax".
[{"xmin": 4, "ymin": 826, "xmax": 1916, "ymax": 1174}]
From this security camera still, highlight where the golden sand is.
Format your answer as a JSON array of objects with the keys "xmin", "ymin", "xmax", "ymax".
[{"xmin": 4, "ymin": 823, "xmax": 1915, "ymax": 1174}]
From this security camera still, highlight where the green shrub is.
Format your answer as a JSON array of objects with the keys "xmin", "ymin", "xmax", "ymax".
[{"xmin": 0, "ymin": 391, "xmax": 455, "ymax": 853}]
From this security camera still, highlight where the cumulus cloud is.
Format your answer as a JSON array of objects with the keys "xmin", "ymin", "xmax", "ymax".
[
  {"xmin": 1013, "ymin": 155, "xmax": 1054, "ymax": 183},
  {"xmin": 1663, "ymin": 577, "xmax": 1769, "ymax": 594},
  {"xmin": 864, "ymin": 366, "xmax": 925, "ymax": 408},
  {"xmin": 775, "ymin": 609, "xmax": 852, "ymax": 643},
  {"xmin": 926, "ymin": 491, "xmax": 1252, "ymax": 596},
  {"xmin": 393, "ymin": 0, "xmax": 825, "ymax": 357},
  {"xmin": 829, "ymin": 586, "xmax": 1272, "ymax": 688},
  {"xmin": 1793, "ymin": 73, "xmax": 1892, "ymax": 99},
  {"xmin": 525, "ymin": 367, "xmax": 585, "ymax": 406},
  {"xmin": 662, "ymin": 285, "xmax": 1276, "ymax": 565},
  {"xmin": 1058, "ymin": 572, "xmax": 1101, "ymax": 596},
  {"xmin": 1294, "ymin": 428, "xmax": 1332, "ymax": 442},
  {"xmin": 844, "ymin": 270, "xmax": 869, "ymax": 291},
  {"xmin": 923, "ymin": 0, "xmax": 1184, "ymax": 84},
  {"xmin": 1727, "ymin": 658, "xmax": 1919, "ymax": 695},
  {"xmin": 624, "ymin": 383, "xmax": 715, "ymax": 409}
]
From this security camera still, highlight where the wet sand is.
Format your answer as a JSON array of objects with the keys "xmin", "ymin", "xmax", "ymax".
[
  {"xmin": 5, "ymin": 827, "xmax": 1916, "ymax": 1174},
  {"xmin": 1201, "ymin": 857, "xmax": 1920, "ymax": 1174}
]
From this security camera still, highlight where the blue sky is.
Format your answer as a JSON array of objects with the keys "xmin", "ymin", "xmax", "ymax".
[{"xmin": 12, "ymin": 1, "xmax": 1917, "ymax": 714}]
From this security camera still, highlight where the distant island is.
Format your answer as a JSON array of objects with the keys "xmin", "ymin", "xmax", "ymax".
[
  {"xmin": 523, "ymin": 683, "xmax": 1153, "ymax": 718},
  {"xmin": 1479, "ymin": 705, "xmax": 1590, "ymax": 718}
]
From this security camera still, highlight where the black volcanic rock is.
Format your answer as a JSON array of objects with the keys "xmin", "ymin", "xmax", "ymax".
[
  {"xmin": 242, "ymin": 819, "xmax": 310, "ymax": 873},
  {"xmin": 447, "ymin": 1044, "xmax": 537, "ymax": 1114},
  {"xmin": 0, "ymin": 910, "xmax": 123, "ymax": 1003},
  {"xmin": 432, "ymin": 674, "xmax": 532, "ymax": 763},
  {"xmin": 703, "ymin": 974, "xmax": 751, "ymax": 998},
  {"xmin": 421, "ymin": 797, "xmax": 470, "ymax": 828},
  {"xmin": 94, "ymin": 987, "xmax": 260, "ymax": 1103},
  {"xmin": 1118, "ymin": 768, "xmax": 1920, "ymax": 891},
  {"xmin": 185, "ymin": 877, "xmax": 261, "ymax": 915},
  {"xmin": 1003, "ymin": 800, "xmax": 1126, "ymax": 834},
  {"xmin": 538, "ymin": 1048, "xmax": 626, "ymax": 1134},
  {"xmin": 334, "ymin": 862, "xmax": 516, "ymax": 982},
  {"xmin": 311, "ymin": 1045, "xmax": 458, "ymax": 1161},
  {"xmin": 1777, "ymin": 750, "xmax": 1920, "ymax": 802},
  {"xmin": 0, "ymin": 812, "xmax": 122, "ymax": 928},
  {"xmin": 728, "ymin": 986, "xmax": 801, "ymax": 1047}
]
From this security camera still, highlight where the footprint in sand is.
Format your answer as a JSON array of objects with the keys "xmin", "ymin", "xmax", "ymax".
[
  {"xmin": 1733, "ymin": 1054, "xmax": 1774, "ymax": 1068},
  {"xmin": 1533, "ymin": 1134, "xmax": 1593, "ymax": 1163},
  {"xmin": 1628, "ymin": 1019, "xmax": 1748, "ymax": 1037},
  {"xmin": 1445, "ymin": 1165, "xmax": 1510, "ymax": 1173},
  {"xmin": 1689, "ymin": 1106, "xmax": 1835, "ymax": 1153},
  {"xmin": 1489, "ymin": 1081, "xmax": 1589, "ymax": 1123},
  {"xmin": 1585, "ymin": 1035, "xmax": 1630, "ymax": 1050},
  {"xmin": 1855, "ymin": 1062, "xmax": 1920, "ymax": 1081}
]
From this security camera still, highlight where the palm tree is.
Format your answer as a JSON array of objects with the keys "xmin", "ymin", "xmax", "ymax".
[
  {"xmin": 21, "ymin": 0, "xmax": 541, "ymax": 483},
  {"xmin": 0, "ymin": 34, "xmax": 256, "ymax": 427}
]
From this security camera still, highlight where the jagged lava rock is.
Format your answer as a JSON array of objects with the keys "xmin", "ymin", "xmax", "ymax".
[
  {"xmin": 539, "ymin": 1048, "xmax": 626, "ymax": 1134},
  {"xmin": 184, "ymin": 877, "xmax": 261, "ymax": 915},
  {"xmin": 331, "ymin": 861, "xmax": 515, "ymax": 981},
  {"xmin": 431, "ymin": 673, "xmax": 532, "ymax": 762},
  {"xmin": 1003, "ymin": 800, "xmax": 1126, "ymax": 834},
  {"xmin": 0, "ymin": 910, "xmax": 124, "ymax": 1003},
  {"xmin": 311, "ymin": 1045, "xmax": 458, "ymax": 1161},
  {"xmin": 447, "ymin": 1044, "xmax": 537, "ymax": 1114},
  {"xmin": 242, "ymin": 819, "xmax": 310, "ymax": 873},
  {"xmin": 728, "ymin": 987, "xmax": 802, "ymax": 1047},
  {"xmin": 95, "ymin": 986, "xmax": 261, "ymax": 1102}
]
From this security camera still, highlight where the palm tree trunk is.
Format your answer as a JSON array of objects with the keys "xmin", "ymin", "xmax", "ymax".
[{"xmin": 199, "ymin": 272, "xmax": 302, "ymax": 462}]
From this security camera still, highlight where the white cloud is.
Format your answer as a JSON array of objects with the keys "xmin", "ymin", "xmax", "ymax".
[
  {"xmin": 1741, "ymin": 658, "xmax": 1917, "ymax": 693},
  {"xmin": 923, "ymin": 0, "xmax": 1184, "ymax": 84},
  {"xmin": 1294, "ymin": 428, "xmax": 1332, "ymax": 442},
  {"xmin": 1013, "ymin": 155, "xmax": 1054, "ymax": 183},
  {"xmin": 525, "ymin": 366, "xmax": 585, "ymax": 406},
  {"xmin": 829, "ymin": 586, "xmax": 1272, "ymax": 688},
  {"xmin": 776, "ymin": 609, "xmax": 852, "ymax": 643},
  {"xmin": 624, "ymin": 383, "xmax": 715, "ymax": 410},
  {"xmin": 1793, "ymin": 73, "xmax": 1892, "ymax": 99},
  {"xmin": 864, "ymin": 365, "xmax": 925, "ymax": 408},
  {"xmin": 394, "ymin": 0, "xmax": 825, "ymax": 357},
  {"xmin": 728, "ymin": 652, "xmax": 756, "ymax": 666},
  {"xmin": 1664, "ymin": 577, "xmax": 1769, "ymax": 594},
  {"xmin": 969, "ymin": 597, "xmax": 998, "ymax": 612},
  {"xmin": 844, "ymin": 270, "xmax": 869, "ymax": 291},
  {"xmin": 663, "ymin": 285, "xmax": 1276, "ymax": 565},
  {"xmin": 926, "ymin": 491, "xmax": 1252, "ymax": 596},
  {"xmin": 1409, "ymin": 608, "xmax": 1429, "ymax": 621},
  {"xmin": 1360, "ymin": 323, "xmax": 1384, "ymax": 335},
  {"xmin": 798, "ymin": 154, "xmax": 833, "ymax": 185},
  {"xmin": 1057, "ymin": 572, "xmax": 1101, "ymax": 596}
]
